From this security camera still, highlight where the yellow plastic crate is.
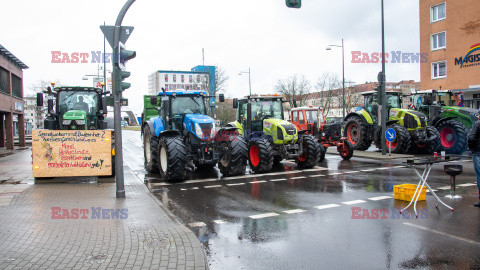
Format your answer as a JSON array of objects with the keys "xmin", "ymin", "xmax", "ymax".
[{"xmin": 394, "ymin": 184, "xmax": 426, "ymax": 201}]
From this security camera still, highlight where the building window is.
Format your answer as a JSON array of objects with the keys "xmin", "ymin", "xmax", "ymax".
[
  {"xmin": 432, "ymin": 61, "xmax": 447, "ymax": 79},
  {"xmin": 0, "ymin": 67, "xmax": 9, "ymax": 95},
  {"xmin": 431, "ymin": 2, "xmax": 446, "ymax": 22},
  {"xmin": 431, "ymin": 31, "xmax": 446, "ymax": 50},
  {"xmin": 11, "ymin": 74, "xmax": 22, "ymax": 98}
]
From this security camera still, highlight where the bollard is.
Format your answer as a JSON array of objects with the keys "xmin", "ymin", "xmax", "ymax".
[{"xmin": 443, "ymin": 164, "xmax": 463, "ymax": 199}]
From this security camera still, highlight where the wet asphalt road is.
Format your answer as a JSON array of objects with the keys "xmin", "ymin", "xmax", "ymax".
[{"xmin": 122, "ymin": 130, "xmax": 480, "ymax": 270}]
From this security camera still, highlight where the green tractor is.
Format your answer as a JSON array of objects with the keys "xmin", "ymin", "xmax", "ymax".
[
  {"xmin": 228, "ymin": 95, "xmax": 321, "ymax": 173},
  {"xmin": 37, "ymin": 86, "xmax": 109, "ymax": 130},
  {"xmin": 343, "ymin": 91, "xmax": 439, "ymax": 154},
  {"xmin": 411, "ymin": 89, "xmax": 474, "ymax": 154}
]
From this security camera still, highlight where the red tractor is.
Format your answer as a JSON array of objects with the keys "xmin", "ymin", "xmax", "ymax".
[{"xmin": 290, "ymin": 106, "xmax": 354, "ymax": 161}]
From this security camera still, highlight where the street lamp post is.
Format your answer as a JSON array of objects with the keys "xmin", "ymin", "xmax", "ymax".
[
  {"xmin": 238, "ymin": 67, "xmax": 252, "ymax": 96},
  {"xmin": 326, "ymin": 39, "xmax": 345, "ymax": 119}
]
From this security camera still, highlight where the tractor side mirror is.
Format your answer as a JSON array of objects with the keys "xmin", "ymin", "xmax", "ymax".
[
  {"xmin": 219, "ymin": 94, "xmax": 225, "ymax": 103},
  {"xmin": 292, "ymin": 98, "xmax": 297, "ymax": 108},
  {"xmin": 150, "ymin": 97, "xmax": 158, "ymax": 105},
  {"xmin": 233, "ymin": 98, "xmax": 238, "ymax": 109},
  {"xmin": 47, "ymin": 99, "xmax": 54, "ymax": 115},
  {"xmin": 36, "ymin": 93, "xmax": 44, "ymax": 107},
  {"xmin": 101, "ymin": 97, "xmax": 107, "ymax": 114}
]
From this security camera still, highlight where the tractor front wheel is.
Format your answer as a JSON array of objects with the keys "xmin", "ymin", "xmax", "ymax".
[
  {"xmin": 249, "ymin": 139, "xmax": 273, "ymax": 173},
  {"xmin": 296, "ymin": 134, "xmax": 321, "ymax": 168},
  {"xmin": 143, "ymin": 125, "xmax": 159, "ymax": 173},
  {"xmin": 158, "ymin": 136, "xmax": 187, "ymax": 182},
  {"xmin": 218, "ymin": 135, "xmax": 248, "ymax": 176},
  {"xmin": 338, "ymin": 140, "xmax": 354, "ymax": 160},
  {"xmin": 436, "ymin": 119, "xmax": 468, "ymax": 154},
  {"xmin": 318, "ymin": 144, "xmax": 326, "ymax": 162},
  {"xmin": 385, "ymin": 124, "xmax": 411, "ymax": 154}
]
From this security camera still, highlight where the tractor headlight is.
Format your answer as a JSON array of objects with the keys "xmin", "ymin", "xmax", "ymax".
[
  {"xmin": 195, "ymin": 123, "xmax": 203, "ymax": 138},
  {"xmin": 62, "ymin": 120, "xmax": 72, "ymax": 125},
  {"xmin": 76, "ymin": 120, "xmax": 85, "ymax": 125},
  {"xmin": 211, "ymin": 122, "xmax": 216, "ymax": 137}
]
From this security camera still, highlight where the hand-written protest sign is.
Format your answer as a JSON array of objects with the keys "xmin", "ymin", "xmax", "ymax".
[{"xmin": 32, "ymin": 130, "xmax": 112, "ymax": 177}]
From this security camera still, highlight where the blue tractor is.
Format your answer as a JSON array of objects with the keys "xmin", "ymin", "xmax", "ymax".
[{"xmin": 142, "ymin": 90, "xmax": 248, "ymax": 181}]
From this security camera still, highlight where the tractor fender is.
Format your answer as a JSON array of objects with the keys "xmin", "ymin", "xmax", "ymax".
[
  {"xmin": 432, "ymin": 117, "xmax": 456, "ymax": 127},
  {"xmin": 159, "ymin": 130, "xmax": 181, "ymax": 138},
  {"xmin": 344, "ymin": 112, "xmax": 371, "ymax": 125},
  {"xmin": 143, "ymin": 120, "xmax": 156, "ymax": 137},
  {"xmin": 386, "ymin": 120, "xmax": 398, "ymax": 126}
]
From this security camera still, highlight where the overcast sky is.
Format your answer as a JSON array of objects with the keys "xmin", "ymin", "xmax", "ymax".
[{"xmin": 0, "ymin": 0, "xmax": 420, "ymax": 115}]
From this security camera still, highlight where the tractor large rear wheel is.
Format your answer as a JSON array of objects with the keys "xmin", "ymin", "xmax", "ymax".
[
  {"xmin": 158, "ymin": 136, "xmax": 187, "ymax": 181},
  {"xmin": 143, "ymin": 125, "xmax": 159, "ymax": 173},
  {"xmin": 218, "ymin": 135, "xmax": 248, "ymax": 176},
  {"xmin": 385, "ymin": 124, "xmax": 411, "ymax": 154},
  {"xmin": 296, "ymin": 134, "xmax": 321, "ymax": 168},
  {"xmin": 344, "ymin": 116, "xmax": 372, "ymax": 151},
  {"xmin": 249, "ymin": 139, "xmax": 274, "ymax": 173},
  {"xmin": 436, "ymin": 119, "xmax": 468, "ymax": 154},
  {"xmin": 318, "ymin": 144, "xmax": 326, "ymax": 162}
]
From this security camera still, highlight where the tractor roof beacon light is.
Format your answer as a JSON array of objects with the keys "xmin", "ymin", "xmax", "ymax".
[{"xmin": 286, "ymin": 0, "xmax": 301, "ymax": 8}]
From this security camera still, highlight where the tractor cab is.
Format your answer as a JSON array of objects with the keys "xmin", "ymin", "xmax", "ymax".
[
  {"xmin": 361, "ymin": 91, "xmax": 402, "ymax": 122},
  {"xmin": 237, "ymin": 97, "xmax": 284, "ymax": 133},
  {"xmin": 290, "ymin": 106, "xmax": 325, "ymax": 135},
  {"xmin": 38, "ymin": 86, "xmax": 107, "ymax": 130}
]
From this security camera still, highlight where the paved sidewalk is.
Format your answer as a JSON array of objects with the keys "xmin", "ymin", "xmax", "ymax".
[{"xmin": 0, "ymin": 149, "xmax": 206, "ymax": 270}]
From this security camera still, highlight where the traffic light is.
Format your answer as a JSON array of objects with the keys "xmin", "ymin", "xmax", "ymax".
[
  {"xmin": 286, "ymin": 0, "xmax": 301, "ymax": 8},
  {"xmin": 114, "ymin": 42, "xmax": 136, "ymax": 93}
]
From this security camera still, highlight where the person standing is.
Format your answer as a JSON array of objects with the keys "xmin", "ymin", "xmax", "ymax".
[{"xmin": 467, "ymin": 110, "xmax": 480, "ymax": 207}]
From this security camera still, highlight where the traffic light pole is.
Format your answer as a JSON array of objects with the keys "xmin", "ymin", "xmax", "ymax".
[
  {"xmin": 113, "ymin": 0, "xmax": 136, "ymax": 198},
  {"xmin": 380, "ymin": 0, "xmax": 387, "ymax": 155}
]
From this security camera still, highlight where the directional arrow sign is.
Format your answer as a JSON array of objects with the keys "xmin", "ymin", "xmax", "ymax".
[
  {"xmin": 385, "ymin": 128, "xmax": 396, "ymax": 142},
  {"xmin": 100, "ymin": 25, "xmax": 134, "ymax": 49}
]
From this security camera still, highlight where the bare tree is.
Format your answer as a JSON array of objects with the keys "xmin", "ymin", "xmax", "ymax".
[
  {"xmin": 314, "ymin": 73, "xmax": 340, "ymax": 117},
  {"xmin": 275, "ymin": 74, "xmax": 311, "ymax": 107},
  {"xmin": 215, "ymin": 66, "xmax": 229, "ymax": 94},
  {"xmin": 216, "ymin": 101, "xmax": 236, "ymax": 126}
]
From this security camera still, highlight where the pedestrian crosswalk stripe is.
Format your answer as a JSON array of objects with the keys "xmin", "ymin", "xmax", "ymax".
[
  {"xmin": 188, "ymin": 222, "xmax": 206, "ymax": 227},
  {"xmin": 204, "ymin": 185, "xmax": 222, "ymax": 189},
  {"xmin": 342, "ymin": 200, "xmax": 367, "ymax": 205},
  {"xmin": 368, "ymin": 196, "xmax": 392, "ymax": 201},
  {"xmin": 314, "ymin": 204, "xmax": 340, "ymax": 210},
  {"xmin": 213, "ymin": 220, "xmax": 226, "ymax": 224},
  {"xmin": 283, "ymin": 209, "xmax": 306, "ymax": 214},
  {"xmin": 249, "ymin": 213, "xmax": 279, "ymax": 219}
]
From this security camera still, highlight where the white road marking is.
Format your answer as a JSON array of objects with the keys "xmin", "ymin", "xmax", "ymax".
[
  {"xmin": 192, "ymin": 187, "xmax": 199, "ymax": 190},
  {"xmin": 403, "ymin": 222, "xmax": 480, "ymax": 245},
  {"xmin": 290, "ymin": 176, "xmax": 307, "ymax": 180},
  {"xmin": 457, "ymin": 183, "xmax": 477, "ymax": 187},
  {"xmin": 343, "ymin": 171, "xmax": 360, "ymax": 174},
  {"xmin": 437, "ymin": 186, "xmax": 451, "ymax": 190},
  {"xmin": 377, "ymin": 167, "xmax": 391, "ymax": 170},
  {"xmin": 151, "ymin": 183, "xmax": 171, "ymax": 186},
  {"xmin": 180, "ymin": 188, "xmax": 188, "ymax": 191},
  {"xmin": 307, "ymin": 175, "xmax": 326, "ymax": 178},
  {"xmin": 226, "ymin": 183, "xmax": 245, "ymax": 186},
  {"xmin": 395, "ymin": 165, "xmax": 407, "ymax": 168},
  {"xmin": 328, "ymin": 172, "xmax": 343, "ymax": 176},
  {"xmin": 213, "ymin": 220, "xmax": 226, "ymax": 224},
  {"xmin": 360, "ymin": 169, "xmax": 377, "ymax": 172},
  {"xmin": 314, "ymin": 204, "xmax": 341, "ymax": 210},
  {"xmin": 368, "ymin": 196, "xmax": 392, "ymax": 201},
  {"xmin": 188, "ymin": 222, "xmax": 206, "ymax": 227},
  {"xmin": 267, "ymin": 170, "xmax": 302, "ymax": 176},
  {"xmin": 249, "ymin": 180, "xmax": 267, "ymax": 184},
  {"xmin": 283, "ymin": 209, "xmax": 306, "ymax": 214},
  {"xmin": 249, "ymin": 213, "xmax": 279, "ymax": 219},
  {"xmin": 342, "ymin": 200, "xmax": 367, "ymax": 205},
  {"xmin": 270, "ymin": 179, "xmax": 287, "ymax": 182},
  {"xmin": 204, "ymin": 185, "xmax": 222, "ymax": 189},
  {"xmin": 426, "ymin": 189, "xmax": 438, "ymax": 193},
  {"xmin": 184, "ymin": 178, "xmax": 218, "ymax": 184},
  {"xmin": 302, "ymin": 167, "xmax": 329, "ymax": 172}
]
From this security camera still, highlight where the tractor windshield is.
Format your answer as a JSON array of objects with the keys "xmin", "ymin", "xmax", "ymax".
[
  {"xmin": 306, "ymin": 110, "xmax": 320, "ymax": 124},
  {"xmin": 58, "ymin": 91, "xmax": 99, "ymax": 117},
  {"xmin": 171, "ymin": 96, "xmax": 206, "ymax": 115},
  {"xmin": 251, "ymin": 99, "xmax": 283, "ymax": 121},
  {"xmin": 385, "ymin": 94, "xmax": 401, "ymax": 108}
]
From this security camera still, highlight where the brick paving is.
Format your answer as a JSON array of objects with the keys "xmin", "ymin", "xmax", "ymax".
[{"xmin": 0, "ymin": 149, "xmax": 206, "ymax": 270}]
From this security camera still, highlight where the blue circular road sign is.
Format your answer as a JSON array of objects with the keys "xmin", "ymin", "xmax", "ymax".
[{"xmin": 385, "ymin": 128, "xmax": 396, "ymax": 142}]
